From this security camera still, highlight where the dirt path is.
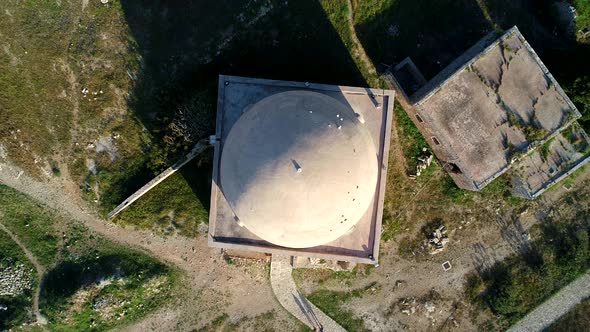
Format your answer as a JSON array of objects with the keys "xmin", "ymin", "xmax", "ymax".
[
  {"xmin": 345, "ymin": 0, "xmax": 377, "ymax": 78},
  {"xmin": 507, "ymin": 270, "xmax": 590, "ymax": 332},
  {"xmin": 0, "ymin": 220, "xmax": 48, "ymax": 326}
]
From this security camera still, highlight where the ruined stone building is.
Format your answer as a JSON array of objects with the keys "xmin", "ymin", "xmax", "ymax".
[{"xmin": 390, "ymin": 26, "xmax": 590, "ymax": 198}]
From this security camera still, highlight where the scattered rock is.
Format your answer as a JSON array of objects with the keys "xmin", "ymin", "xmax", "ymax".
[
  {"xmin": 0, "ymin": 263, "xmax": 34, "ymax": 296},
  {"xmin": 94, "ymin": 136, "xmax": 119, "ymax": 161},
  {"xmin": 86, "ymin": 158, "xmax": 97, "ymax": 175},
  {"xmin": 424, "ymin": 301, "xmax": 436, "ymax": 313},
  {"xmin": 428, "ymin": 224, "xmax": 449, "ymax": 254}
]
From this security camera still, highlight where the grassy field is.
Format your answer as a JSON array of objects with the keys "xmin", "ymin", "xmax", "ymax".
[
  {"xmin": 0, "ymin": 230, "xmax": 36, "ymax": 329},
  {"xmin": 574, "ymin": 0, "xmax": 590, "ymax": 39},
  {"xmin": 0, "ymin": 185, "xmax": 179, "ymax": 331},
  {"xmin": 393, "ymin": 102, "xmax": 430, "ymax": 173},
  {"xmin": 112, "ymin": 151, "xmax": 212, "ymax": 237},
  {"xmin": 464, "ymin": 187, "xmax": 590, "ymax": 327},
  {"xmin": 0, "ymin": 185, "xmax": 60, "ymax": 266}
]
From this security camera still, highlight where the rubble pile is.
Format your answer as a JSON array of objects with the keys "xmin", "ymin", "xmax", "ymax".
[
  {"xmin": 398, "ymin": 296, "xmax": 417, "ymax": 315},
  {"xmin": 409, "ymin": 150, "xmax": 434, "ymax": 178},
  {"xmin": 0, "ymin": 263, "xmax": 34, "ymax": 296},
  {"xmin": 428, "ymin": 224, "xmax": 449, "ymax": 254}
]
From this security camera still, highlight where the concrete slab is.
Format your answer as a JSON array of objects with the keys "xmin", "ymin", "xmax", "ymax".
[{"xmin": 208, "ymin": 75, "xmax": 395, "ymax": 264}]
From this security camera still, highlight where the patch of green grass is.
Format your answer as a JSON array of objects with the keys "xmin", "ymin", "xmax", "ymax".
[
  {"xmin": 480, "ymin": 174, "xmax": 523, "ymax": 206},
  {"xmin": 41, "ymin": 244, "xmax": 179, "ymax": 332},
  {"xmin": 292, "ymin": 264, "xmax": 373, "ymax": 288},
  {"xmin": 0, "ymin": 185, "xmax": 59, "ymax": 266},
  {"xmin": 0, "ymin": 0, "xmax": 79, "ymax": 176},
  {"xmin": 540, "ymin": 137, "xmax": 555, "ymax": 160},
  {"xmin": 574, "ymin": 0, "xmax": 590, "ymax": 39},
  {"xmin": 197, "ymin": 311, "xmax": 310, "ymax": 332},
  {"xmin": 197, "ymin": 313, "xmax": 229, "ymax": 332},
  {"xmin": 112, "ymin": 151, "xmax": 211, "ymax": 237},
  {"xmin": 394, "ymin": 102, "xmax": 430, "ymax": 173},
  {"xmin": 307, "ymin": 284, "xmax": 375, "ymax": 331},
  {"xmin": 380, "ymin": 208, "xmax": 404, "ymax": 242},
  {"xmin": 0, "ymin": 230, "xmax": 37, "ymax": 330},
  {"xmin": 565, "ymin": 76, "xmax": 590, "ymax": 132},
  {"xmin": 320, "ymin": 0, "xmax": 381, "ymax": 86},
  {"xmin": 441, "ymin": 174, "xmax": 468, "ymax": 203},
  {"xmin": 522, "ymin": 125, "xmax": 549, "ymax": 143}
]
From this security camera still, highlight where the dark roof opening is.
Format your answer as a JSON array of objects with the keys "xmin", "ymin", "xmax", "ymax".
[{"xmin": 444, "ymin": 162, "xmax": 463, "ymax": 174}]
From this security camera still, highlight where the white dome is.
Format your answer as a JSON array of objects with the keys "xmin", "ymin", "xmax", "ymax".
[{"xmin": 220, "ymin": 90, "xmax": 378, "ymax": 248}]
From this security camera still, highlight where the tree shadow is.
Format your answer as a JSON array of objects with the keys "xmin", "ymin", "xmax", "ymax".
[
  {"xmin": 354, "ymin": 0, "xmax": 494, "ymax": 80},
  {"xmin": 113, "ymin": 1, "xmax": 369, "ymax": 212}
]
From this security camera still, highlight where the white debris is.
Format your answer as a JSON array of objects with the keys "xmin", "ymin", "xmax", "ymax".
[{"xmin": 429, "ymin": 224, "xmax": 449, "ymax": 254}]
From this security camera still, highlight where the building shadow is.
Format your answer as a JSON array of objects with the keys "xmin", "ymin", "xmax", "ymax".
[
  {"xmin": 354, "ymin": 0, "xmax": 494, "ymax": 80},
  {"xmin": 475, "ymin": 0, "xmax": 590, "ymax": 83},
  {"xmin": 115, "ymin": 0, "xmax": 369, "ymax": 211}
]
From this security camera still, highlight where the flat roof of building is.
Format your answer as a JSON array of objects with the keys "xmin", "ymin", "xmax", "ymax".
[
  {"xmin": 412, "ymin": 27, "xmax": 580, "ymax": 190},
  {"xmin": 208, "ymin": 75, "xmax": 395, "ymax": 264}
]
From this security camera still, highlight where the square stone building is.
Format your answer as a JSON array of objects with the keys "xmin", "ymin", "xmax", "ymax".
[{"xmin": 208, "ymin": 75, "xmax": 395, "ymax": 264}]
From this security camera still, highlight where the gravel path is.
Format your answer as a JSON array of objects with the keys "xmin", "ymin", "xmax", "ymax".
[
  {"xmin": 507, "ymin": 270, "xmax": 590, "ymax": 332},
  {"xmin": 0, "ymin": 221, "xmax": 48, "ymax": 325},
  {"xmin": 270, "ymin": 254, "xmax": 346, "ymax": 332}
]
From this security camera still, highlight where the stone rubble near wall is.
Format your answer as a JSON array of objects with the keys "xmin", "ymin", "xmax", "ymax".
[{"xmin": 409, "ymin": 149, "xmax": 434, "ymax": 178}]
